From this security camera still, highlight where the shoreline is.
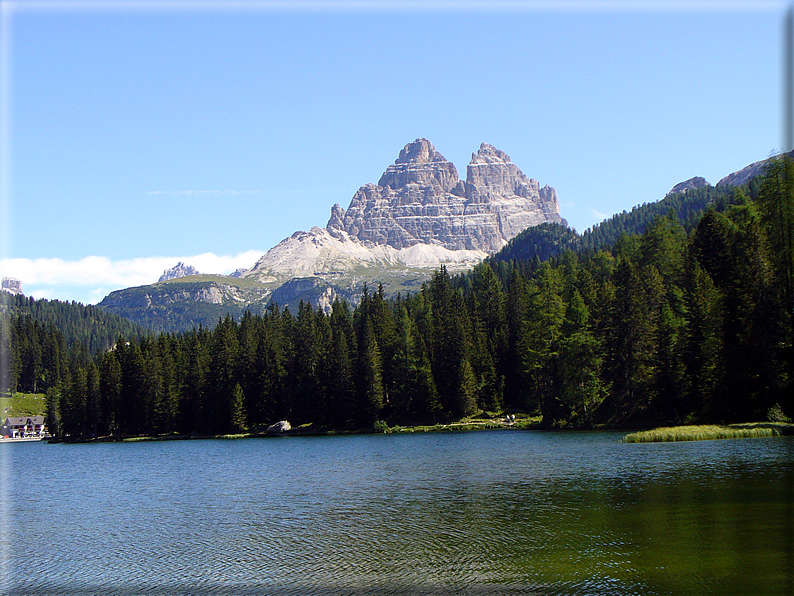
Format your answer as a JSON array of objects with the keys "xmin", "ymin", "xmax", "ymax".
[
  {"xmin": 42, "ymin": 418, "xmax": 794, "ymax": 445},
  {"xmin": 46, "ymin": 415, "xmax": 545, "ymax": 443}
]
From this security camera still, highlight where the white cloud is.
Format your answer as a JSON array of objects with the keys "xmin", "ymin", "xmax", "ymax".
[
  {"xmin": 87, "ymin": 287, "xmax": 112, "ymax": 305},
  {"xmin": 146, "ymin": 190, "xmax": 262, "ymax": 197},
  {"xmin": 590, "ymin": 207, "xmax": 608, "ymax": 222},
  {"xmin": 0, "ymin": 250, "xmax": 264, "ymax": 305},
  {"xmin": 27, "ymin": 288, "xmax": 57, "ymax": 301}
]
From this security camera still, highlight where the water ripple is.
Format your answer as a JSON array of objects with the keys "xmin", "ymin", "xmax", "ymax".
[{"xmin": 5, "ymin": 433, "xmax": 793, "ymax": 595}]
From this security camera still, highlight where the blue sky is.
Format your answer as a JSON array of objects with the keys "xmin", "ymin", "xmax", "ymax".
[{"xmin": 0, "ymin": 0, "xmax": 786, "ymax": 304}]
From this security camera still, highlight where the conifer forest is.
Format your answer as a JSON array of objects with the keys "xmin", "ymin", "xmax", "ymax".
[{"xmin": 2, "ymin": 157, "xmax": 792, "ymax": 439}]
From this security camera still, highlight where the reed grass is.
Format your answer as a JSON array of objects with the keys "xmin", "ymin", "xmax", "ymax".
[
  {"xmin": 385, "ymin": 415, "xmax": 543, "ymax": 434},
  {"xmin": 622, "ymin": 422, "xmax": 794, "ymax": 443}
]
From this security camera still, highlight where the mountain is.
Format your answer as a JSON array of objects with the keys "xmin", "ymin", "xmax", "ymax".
[
  {"xmin": 666, "ymin": 177, "xmax": 709, "ymax": 196},
  {"xmin": 99, "ymin": 274, "xmax": 272, "ymax": 333},
  {"xmin": 242, "ymin": 139, "xmax": 563, "ymax": 284},
  {"xmin": 96, "ymin": 139, "xmax": 564, "ymax": 332},
  {"xmin": 98, "ymin": 143, "xmax": 784, "ymax": 333},
  {"xmin": 323, "ymin": 140, "xmax": 564, "ymax": 252},
  {"xmin": 490, "ymin": 153, "xmax": 776, "ymax": 267},
  {"xmin": 237, "ymin": 139, "xmax": 564, "ymax": 306},
  {"xmin": 158, "ymin": 262, "xmax": 200, "ymax": 282}
]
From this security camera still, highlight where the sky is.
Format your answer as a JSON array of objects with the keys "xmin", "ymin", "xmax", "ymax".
[{"xmin": 0, "ymin": 0, "xmax": 787, "ymax": 305}]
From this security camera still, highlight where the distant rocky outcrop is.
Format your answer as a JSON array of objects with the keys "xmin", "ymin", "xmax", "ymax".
[
  {"xmin": 1, "ymin": 277, "xmax": 23, "ymax": 296},
  {"xmin": 717, "ymin": 161, "xmax": 766, "ymax": 188},
  {"xmin": 717, "ymin": 150, "xmax": 794, "ymax": 188},
  {"xmin": 667, "ymin": 176, "xmax": 710, "ymax": 196},
  {"xmin": 98, "ymin": 276, "xmax": 273, "ymax": 333},
  {"xmin": 269, "ymin": 277, "xmax": 339, "ymax": 312},
  {"xmin": 326, "ymin": 139, "xmax": 565, "ymax": 253},
  {"xmin": 159, "ymin": 262, "xmax": 200, "ymax": 282},
  {"xmin": 665, "ymin": 151, "xmax": 794, "ymax": 198}
]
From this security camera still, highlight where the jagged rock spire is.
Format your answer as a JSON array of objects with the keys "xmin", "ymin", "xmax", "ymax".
[
  {"xmin": 327, "ymin": 139, "xmax": 565, "ymax": 253},
  {"xmin": 159, "ymin": 262, "xmax": 200, "ymax": 282},
  {"xmin": 377, "ymin": 138, "xmax": 461, "ymax": 192}
]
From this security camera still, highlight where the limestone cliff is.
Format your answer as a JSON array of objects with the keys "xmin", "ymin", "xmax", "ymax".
[
  {"xmin": 158, "ymin": 262, "xmax": 200, "ymax": 282},
  {"xmin": 325, "ymin": 139, "xmax": 565, "ymax": 253},
  {"xmin": 666, "ymin": 177, "xmax": 710, "ymax": 196}
]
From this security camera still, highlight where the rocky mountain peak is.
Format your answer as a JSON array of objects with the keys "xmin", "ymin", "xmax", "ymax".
[
  {"xmin": 667, "ymin": 176, "xmax": 710, "ymax": 196},
  {"xmin": 395, "ymin": 138, "xmax": 446, "ymax": 164},
  {"xmin": 159, "ymin": 262, "xmax": 200, "ymax": 282},
  {"xmin": 377, "ymin": 138, "xmax": 460, "ymax": 192},
  {"xmin": 327, "ymin": 203, "xmax": 346, "ymax": 230},
  {"xmin": 470, "ymin": 142, "xmax": 512, "ymax": 165},
  {"xmin": 466, "ymin": 143, "xmax": 544, "ymax": 202},
  {"xmin": 326, "ymin": 139, "xmax": 565, "ymax": 253}
]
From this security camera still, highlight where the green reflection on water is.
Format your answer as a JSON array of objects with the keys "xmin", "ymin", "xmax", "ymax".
[{"xmin": 328, "ymin": 437, "xmax": 794, "ymax": 595}]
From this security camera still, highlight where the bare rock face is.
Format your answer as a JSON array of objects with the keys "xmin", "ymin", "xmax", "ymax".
[
  {"xmin": 159, "ymin": 262, "xmax": 200, "ymax": 282},
  {"xmin": 717, "ymin": 159, "xmax": 773, "ymax": 188},
  {"xmin": 667, "ymin": 176, "xmax": 710, "ymax": 196},
  {"xmin": 716, "ymin": 150, "xmax": 794, "ymax": 188},
  {"xmin": 377, "ymin": 139, "xmax": 461, "ymax": 191},
  {"xmin": 465, "ymin": 143, "xmax": 563, "ymax": 244},
  {"xmin": 326, "ymin": 139, "xmax": 565, "ymax": 253},
  {"xmin": 269, "ymin": 277, "xmax": 338, "ymax": 312}
]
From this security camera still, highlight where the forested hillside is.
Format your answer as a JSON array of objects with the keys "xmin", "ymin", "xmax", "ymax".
[
  {"xmin": 5, "ymin": 157, "xmax": 792, "ymax": 439},
  {"xmin": 0, "ymin": 294, "xmax": 148, "ymax": 396},
  {"xmin": 490, "ymin": 175, "xmax": 765, "ymax": 266}
]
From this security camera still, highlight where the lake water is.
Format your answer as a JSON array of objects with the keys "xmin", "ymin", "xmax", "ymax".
[{"xmin": 2, "ymin": 430, "xmax": 792, "ymax": 595}]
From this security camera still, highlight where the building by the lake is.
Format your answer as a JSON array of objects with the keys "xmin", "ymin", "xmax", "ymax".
[{"xmin": 2, "ymin": 416, "xmax": 47, "ymax": 439}]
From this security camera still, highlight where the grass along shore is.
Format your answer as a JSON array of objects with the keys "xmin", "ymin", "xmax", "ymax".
[
  {"xmin": 101, "ymin": 414, "xmax": 545, "ymax": 442},
  {"xmin": 622, "ymin": 422, "xmax": 794, "ymax": 443},
  {"xmin": 39, "ymin": 408, "xmax": 794, "ymax": 444}
]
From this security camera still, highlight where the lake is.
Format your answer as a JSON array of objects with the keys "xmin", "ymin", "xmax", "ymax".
[{"xmin": 2, "ymin": 430, "xmax": 792, "ymax": 595}]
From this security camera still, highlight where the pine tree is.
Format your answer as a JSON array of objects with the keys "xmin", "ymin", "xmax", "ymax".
[
  {"xmin": 207, "ymin": 315, "xmax": 242, "ymax": 434},
  {"xmin": 358, "ymin": 317, "xmax": 384, "ymax": 426},
  {"xmin": 231, "ymin": 383, "xmax": 247, "ymax": 432},
  {"xmin": 602, "ymin": 257, "xmax": 659, "ymax": 422},
  {"xmin": 86, "ymin": 363, "xmax": 101, "ymax": 438},
  {"xmin": 456, "ymin": 357, "xmax": 478, "ymax": 418},
  {"xmin": 559, "ymin": 290, "xmax": 604, "ymax": 426},
  {"xmin": 99, "ymin": 349, "xmax": 122, "ymax": 437},
  {"xmin": 62, "ymin": 367, "xmax": 88, "ymax": 438},
  {"xmin": 290, "ymin": 302, "xmax": 323, "ymax": 425},
  {"xmin": 393, "ymin": 304, "xmax": 440, "ymax": 422},
  {"xmin": 45, "ymin": 385, "xmax": 61, "ymax": 438},
  {"xmin": 682, "ymin": 258, "xmax": 724, "ymax": 420},
  {"xmin": 523, "ymin": 262, "xmax": 565, "ymax": 424},
  {"xmin": 758, "ymin": 155, "xmax": 794, "ymax": 321}
]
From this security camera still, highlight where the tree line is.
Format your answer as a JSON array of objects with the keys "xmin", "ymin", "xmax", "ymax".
[
  {"xmin": 4, "ymin": 157, "xmax": 793, "ymax": 439},
  {"xmin": 492, "ymin": 174, "xmax": 764, "ymax": 265},
  {"xmin": 0, "ymin": 294, "xmax": 148, "ymax": 397}
]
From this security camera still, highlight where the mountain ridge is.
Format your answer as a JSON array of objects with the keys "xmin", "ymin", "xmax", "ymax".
[
  {"xmin": 323, "ymin": 139, "xmax": 565, "ymax": 253},
  {"xmin": 99, "ymin": 138, "xmax": 563, "ymax": 329},
  {"xmin": 97, "ymin": 143, "xmax": 779, "ymax": 332}
]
